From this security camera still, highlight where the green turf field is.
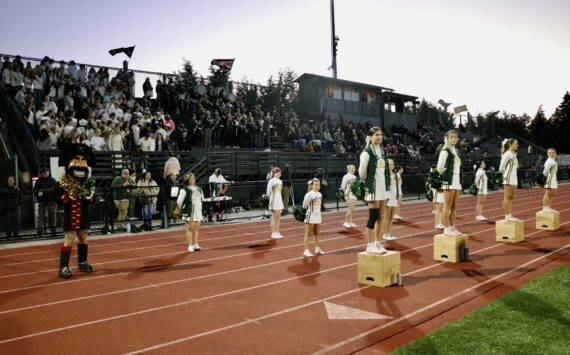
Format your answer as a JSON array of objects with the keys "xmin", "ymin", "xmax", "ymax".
[{"xmin": 392, "ymin": 261, "xmax": 570, "ymax": 355}]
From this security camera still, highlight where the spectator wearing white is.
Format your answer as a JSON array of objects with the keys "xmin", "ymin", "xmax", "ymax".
[
  {"xmin": 1, "ymin": 63, "xmax": 11, "ymax": 85},
  {"xmin": 542, "ymin": 148, "xmax": 558, "ymax": 212},
  {"xmin": 76, "ymin": 64, "xmax": 86, "ymax": 83},
  {"xmin": 67, "ymin": 60, "xmax": 78, "ymax": 78},
  {"xmin": 33, "ymin": 70, "xmax": 45, "ymax": 105},
  {"xmin": 471, "ymin": 161, "xmax": 488, "ymax": 222},
  {"xmin": 131, "ymin": 120, "xmax": 141, "ymax": 146},
  {"xmin": 90, "ymin": 129, "xmax": 106, "ymax": 151},
  {"xmin": 10, "ymin": 65, "xmax": 24, "ymax": 89},
  {"xmin": 139, "ymin": 131, "xmax": 156, "ymax": 152},
  {"xmin": 163, "ymin": 154, "xmax": 181, "ymax": 180},
  {"xmin": 108, "ymin": 127, "xmax": 124, "ymax": 151},
  {"xmin": 43, "ymin": 96, "xmax": 58, "ymax": 114},
  {"xmin": 341, "ymin": 164, "xmax": 357, "ymax": 228}
]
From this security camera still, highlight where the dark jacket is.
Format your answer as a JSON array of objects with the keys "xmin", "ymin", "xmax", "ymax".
[
  {"xmin": 163, "ymin": 179, "xmax": 181, "ymax": 201},
  {"xmin": 34, "ymin": 176, "xmax": 57, "ymax": 203},
  {"xmin": 1, "ymin": 186, "xmax": 22, "ymax": 209}
]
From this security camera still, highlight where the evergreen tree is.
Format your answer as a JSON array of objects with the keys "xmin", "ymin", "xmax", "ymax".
[
  {"xmin": 528, "ymin": 105, "xmax": 551, "ymax": 148},
  {"xmin": 550, "ymin": 91, "xmax": 570, "ymax": 152}
]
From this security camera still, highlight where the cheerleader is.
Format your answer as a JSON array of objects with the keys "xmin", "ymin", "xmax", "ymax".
[
  {"xmin": 267, "ymin": 167, "xmax": 284, "ymax": 239},
  {"xmin": 542, "ymin": 148, "xmax": 558, "ymax": 212},
  {"xmin": 436, "ymin": 130, "xmax": 463, "ymax": 236},
  {"xmin": 383, "ymin": 159, "xmax": 398, "ymax": 240},
  {"xmin": 177, "ymin": 173, "xmax": 204, "ymax": 252},
  {"xmin": 358, "ymin": 126, "xmax": 390, "ymax": 254},
  {"xmin": 499, "ymin": 138, "xmax": 519, "ymax": 221},
  {"xmin": 393, "ymin": 165, "xmax": 404, "ymax": 221},
  {"xmin": 303, "ymin": 178, "xmax": 324, "ymax": 257},
  {"xmin": 474, "ymin": 161, "xmax": 488, "ymax": 221},
  {"xmin": 341, "ymin": 165, "xmax": 357, "ymax": 228}
]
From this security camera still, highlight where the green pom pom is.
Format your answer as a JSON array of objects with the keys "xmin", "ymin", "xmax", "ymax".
[
  {"xmin": 468, "ymin": 183, "xmax": 478, "ymax": 196},
  {"xmin": 350, "ymin": 179, "xmax": 365, "ymax": 201},
  {"xmin": 335, "ymin": 189, "xmax": 345, "ymax": 201},
  {"xmin": 293, "ymin": 205, "xmax": 307, "ymax": 222},
  {"xmin": 259, "ymin": 194, "xmax": 269, "ymax": 209},
  {"xmin": 535, "ymin": 172, "xmax": 546, "ymax": 186},
  {"xmin": 425, "ymin": 185, "xmax": 434, "ymax": 202},
  {"xmin": 426, "ymin": 170, "xmax": 442, "ymax": 190}
]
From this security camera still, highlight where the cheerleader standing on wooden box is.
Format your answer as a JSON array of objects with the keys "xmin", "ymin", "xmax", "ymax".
[
  {"xmin": 542, "ymin": 148, "xmax": 558, "ymax": 212},
  {"xmin": 358, "ymin": 126, "xmax": 390, "ymax": 254},
  {"xmin": 499, "ymin": 138, "xmax": 519, "ymax": 221},
  {"xmin": 177, "ymin": 173, "xmax": 204, "ymax": 252},
  {"xmin": 303, "ymin": 178, "xmax": 324, "ymax": 257},
  {"xmin": 436, "ymin": 130, "xmax": 463, "ymax": 236},
  {"xmin": 267, "ymin": 167, "xmax": 284, "ymax": 239},
  {"xmin": 341, "ymin": 164, "xmax": 358, "ymax": 228},
  {"xmin": 393, "ymin": 165, "xmax": 404, "ymax": 221},
  {"xmin": 430, "ymin": 165, "xmax": 445, "ymax": 229},
  {"xmin": 474, "ymin": 160, "xmax": 488, "ymax": 221},
  {"xmin": 383, "ymin": 159, "xmax": 398, "ymax": 240}
]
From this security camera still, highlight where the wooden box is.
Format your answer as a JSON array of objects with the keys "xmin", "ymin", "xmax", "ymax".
[
  {"xmin": 357, "ymin": 251, "xmax": 401, "ymax": 287},
  {"xmin": 433, "ymin": 234, "xmax": 469, "ymax": 263},
  {"xmin": 536, "ymin": 211, "xmax": 560, "ymax": 231},
  {"xmin": 496, "ymin": 220, "xmax": 525, "ymax": 243}
]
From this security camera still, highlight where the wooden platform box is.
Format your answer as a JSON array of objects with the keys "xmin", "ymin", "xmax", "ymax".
[
  {"xmin": 496, "ymin": 220, "xmax": 525, "ymax": 243},
  {"xmin": 433, "ymin": 234, "xmax": 469, "ymax": 263},
  {"xmin": 357, "ymin": 251, "xmax": 400, "ymax": 287},
  {"xmin": 536, "ymin": 211, "xmax": 560, "ymax": 231}
]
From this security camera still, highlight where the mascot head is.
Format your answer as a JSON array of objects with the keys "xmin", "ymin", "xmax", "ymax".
[{"xmin": 59, "ymin": 143, "xmax": 95, "ymax": 182}]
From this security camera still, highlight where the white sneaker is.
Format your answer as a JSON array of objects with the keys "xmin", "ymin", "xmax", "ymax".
[
  {"xmin": 303, "ymin": 249, "xmax": 313, "ymax": 257},
  {"xmin": 187, "ymin": 245, "xmax": 195, "ymax": 253},
  {"xmin": 394, "ymin": 215, "xmax": 403, "ymax": 220},
  {"xmin": 505, "ymin": 215, "xmax": 520, "ymax": 222},
  {"xmin": 451, "ymin": 226, "xmax": 463, "ymax": 236},
  {"xmin": 314, "ymin": 247, "xmax": 325, "ymax": 255},
  {"xmin": 350, "ymin": 223, "xmax": 357, "ymax": 228},
  {"xmin": 435, "ymin": 223, "xmax": 445, "ymax": 229},
  {"xmin": 366, "ymin": 243, "xmax": 383, "ymax": 254},
  {"xmin": 271, "ymin": 232, "xmax": 283, "ymax": 239},
  {"xmin": 193, "ymin": 244, "xmax": 202, "ymax": 251},
  {"xmin": 374, "ymin": 242, "xmax": 388, "ymax": 254},
  {"xmin": 543, "ymin": 207, "xmax": 556, "ymax": 213},
  {"xmin": 383, "ymin": 234, "xmax": 397, "ymax": 240},
  {"xmin": 444, "ymin": 227, "xmax": 461, "ymax": 236},
  {"xmin": 476, "ymin": 215, "xmax": 488, "ymax": 221},
  {"xmin": 343, "ymin": 222, "xmax": 352, "ymax": 228}
]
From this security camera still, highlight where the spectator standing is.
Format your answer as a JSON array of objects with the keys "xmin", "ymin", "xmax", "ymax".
[
  {"xmin": 111, "ymin": 169, "xmax": 135, "ymax": 228},
  {"xmin": 163, "ymin": 173, "xmax": 181, "ymax": 224},
  {"xmin": 137, "ymin": 171, "xmax": 159, "ymax": 230},
  {"xmin": 163, "ymin": 153, "xmax": 181, "ymax": 180},
  {"xmin": 1, "ymin": 176, "xmax": 21, "ymax": 239},
  {"xmin": 34, "ymin": 168, "xmax": 58, "ymax": 237}
]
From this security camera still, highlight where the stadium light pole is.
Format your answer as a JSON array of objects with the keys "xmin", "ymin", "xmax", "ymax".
[{"xmin": 330, "ymin": 0, "xmax": 338, "ymax": 79}]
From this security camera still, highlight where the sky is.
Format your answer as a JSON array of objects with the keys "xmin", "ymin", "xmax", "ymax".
[{"xmin": 1, "ymin": 0, "xmax": 569, "ymax": 117}]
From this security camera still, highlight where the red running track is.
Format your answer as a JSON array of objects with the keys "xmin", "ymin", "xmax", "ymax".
[{"xmin": 0, "ymin": 185, "xmax": 568, "ymax": 355}]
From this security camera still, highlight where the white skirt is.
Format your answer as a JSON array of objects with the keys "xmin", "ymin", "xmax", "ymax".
[
  {"xmin": 183, "ymin": 200, "xmax": 203, "ymax": 222},
  {"xmin": 433, "ymin": 188, "xmax": 444, "ymax": 204},
  {"xmin": 442, "ymin": 173, "xmax": 462, "ymax": 190},
  {"xmin": 304, "ymin": 205, "xmax": 322, "ymax": 224},
  {"xmin": 387, "ymin": 185, "xmax": 398, "ymax": 207},
  {"xmin": 545, "ymin": 175, "xmax": 558, "ymax": 189},
  {"xmin": 269, "ymin": 191, "xmax": 284, "ymax": 211}
]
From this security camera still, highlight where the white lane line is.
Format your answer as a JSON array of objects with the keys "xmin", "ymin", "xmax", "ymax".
[
  {"xmin": 0, "ymin": 189, "xmax": 546, "ymax": 281},
  {"xmin": 0, "ymin": 186, "xmax": 537, "ymax": 258},
  {"xmin": 314, "ymin": 241, "xmax": 570, "ymax": 353},
  {"xmin": 1, "ymin": 210, "xmax": 565, "ymax": 347},
  {"xmin": 0, "ymin": 195, "xmax": 548, "ymax": 297},
  {"xmin": 128, "ymin": 223, "xmax": 570, "ymax": 355}
]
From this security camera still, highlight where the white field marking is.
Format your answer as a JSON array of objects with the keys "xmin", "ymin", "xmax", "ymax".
[
  {"xmin": 0, "ymin": 185, "xmax": 530, "ymax": 258},
  {"xmin": 0, "ymin": 188, "xmax": 547, "ymax": 279},
  {"xmin": 124, "ymin": 221, "xmax": 570, "ymax": 354},
  {"xmin": 0, "ymin": 192, "xmax": 552, "ymax": 299},
  {"xmin": 0, "ymin": 197, "xmax": 441, "ymax": 262},
  {"xmin": 1, "ymin": 204, "xmax": 565, "ymax": 340},
  {"xmin": 324, "ymin": 301, "xmax": 392, "ymax": 320},
  {"xmin": 314, "ymin": 238, "xmax": 570, "ymax": 353},
  {"xmin": 0, "ymin": 192, "xmax": 548, "ymax": 297}
]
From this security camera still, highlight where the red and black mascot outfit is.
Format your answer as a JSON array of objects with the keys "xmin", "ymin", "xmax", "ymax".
[{"xmin": 57, "ymin": 143, "xmax": 96, "ymax": 279}]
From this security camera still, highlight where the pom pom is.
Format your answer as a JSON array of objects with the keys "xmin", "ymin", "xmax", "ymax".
[
  {"xmin": 425, "ymin": 185, "xmax": 434, "ymax": 201},
  {"xmin": 293, "ymin": 205, "xmax": 307, "ymax": 222},
  {"xmin": 468, "ymin": 183, "xmax": 478, "ymax": 196},
  {"xmin": 426, "ymin": 170, "xmax": 442, "ymax": 190},
  {"xmin": 335, "ymin": 189, "xmax": 345, "ymax": 202},
  {"xmin": 350, "ymin": 179, "xmax": 366, "ymax": 201},
  {"xmin": 259, "ymin": 194, "xmax": 269, "ymax": 210}
]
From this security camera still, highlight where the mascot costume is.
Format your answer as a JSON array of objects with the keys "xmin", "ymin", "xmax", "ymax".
[{"xmin": 57, "ymin": 143, "xmax": 96, "ymax": 279}]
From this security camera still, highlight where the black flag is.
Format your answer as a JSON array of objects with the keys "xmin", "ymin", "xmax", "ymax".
[
  {"xmin": 109, "ymin": 45, "xmax": 136, "ymax": 58},
  {"xmin": 210, "ymin": 58, "xmax": 235, "ymax": 71}
]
